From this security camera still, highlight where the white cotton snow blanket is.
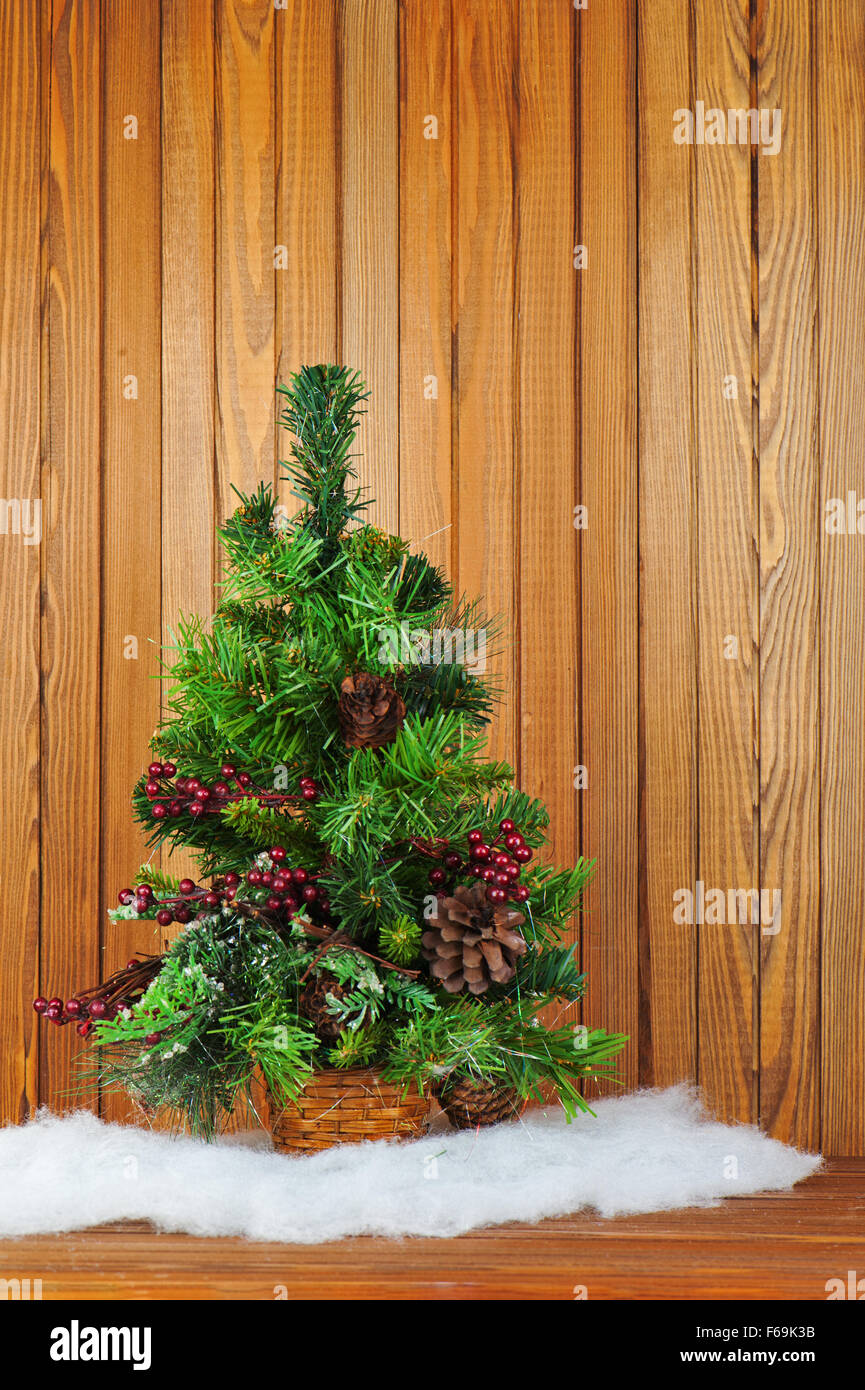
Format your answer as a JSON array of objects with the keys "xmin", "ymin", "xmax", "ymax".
[{"xmin": 0, "ymin": 1086, "xmax": 821, "ymax": 1243}]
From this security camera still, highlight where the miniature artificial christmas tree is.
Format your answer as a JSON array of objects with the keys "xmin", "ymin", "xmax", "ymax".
[{"xmin": 33, "ymin": 365, "xmax": 627, "ymax": 1144}]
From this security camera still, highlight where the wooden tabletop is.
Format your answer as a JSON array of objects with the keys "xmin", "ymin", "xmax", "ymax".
[{"xmin": 0, "ymin": 1159, "xmax": 861, "ymax": 1300}]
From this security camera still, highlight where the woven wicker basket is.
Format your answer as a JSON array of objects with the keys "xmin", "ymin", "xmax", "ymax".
[{"xmin": 268, "ymin": 1067, "xmax": 429, "ymax": 1153}]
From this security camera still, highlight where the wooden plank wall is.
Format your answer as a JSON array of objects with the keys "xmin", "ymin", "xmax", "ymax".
[{"xmin": 1, "ymin": 0, "xmax": 863, "ymax": 1153}]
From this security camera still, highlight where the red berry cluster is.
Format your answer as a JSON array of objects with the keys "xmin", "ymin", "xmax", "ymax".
[
  {"xmin": 116, "ymin": 874, "xmax": 242, "ymax": 925},
  {"xmin": 244, "ymin": 846, "xmax": 333, "ymax": 925},
  {"xmin": 115, "ymin": 847, "xmax": 333, "ymax": 932},
  {"xmin": 144, "ymin": 760, "xmax": 321, "ymax": 821},
  {"xmin": 426, "ymin": 818, "xmax": 533, "ymax": 906},
  {"xmin": 32, "ymin": 955, "xmax": 163, "ymax": 1036}
]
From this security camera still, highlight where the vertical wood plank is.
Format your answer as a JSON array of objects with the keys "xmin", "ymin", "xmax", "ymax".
[
  {"xmin": 694, "ymin": 0, "xmax": 758, "ymax": 1123},
  {"xmin": 0, "ymin": 0, "xmax": 41, "ymax": 1123},
  {"xmin": 454, "ymin": 0, "xmax": 516, "ymax": 771},
  {"xmin": 398, "ymin": 0, "xmax": 452, "ymax": 572},
  {"xmin": 341, "ymin": 0, "xmax": 399, "ymax": 532},
  {"xmin": 516, "ymin": 0, "xmax": 578, "ymax": 1011},
  {"xmin": 637, "ymin": 0, "xmax": 696, "ymax": 1086},
  {"xmin": 757, "ymin": 0, "xmax": 819, "ymax": 1146},
  {"xmin": 41, "ymin": 0, "xmax": 102, "ymax": 1111},
  {"xmin": 818, "ymin": 0, "xmax": 865, "ymax": 1155},
  {"xmin": 162, "ymin": 0, "xmax": 216, "ymax": 889},
  {"xmin": 275, "ymin": 0, "xmax": 338, "ymax": 391},
  {"xmin": 100, "ymin": 0, "xmax": 163, "ymax": 1124},
  {"xmin": 161, "ymin": 0, "xmax": 242, "ymax": 1132},
  {"xmin": 579, "ymin": 0, "xmax": 638, "ymax": 1084},
  {"xmin": 215, "ymin": 0, "xmax": 275, "ymax": 518}
]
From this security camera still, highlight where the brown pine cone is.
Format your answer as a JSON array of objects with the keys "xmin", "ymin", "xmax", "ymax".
[
  {"xmin": 421, "ymin": 884, "xmax": 527, "ymax": 995},
  {"xmin": 338, "ymin": 672, "xmax": 406, "ymax": 750},
  {"xmin": 299, "ymin": 974, "xmax": 349, "ymax": 1042},
  {"xmin": 436, "ymin": 1076, "xmax": 522, "ymax": 1129}
]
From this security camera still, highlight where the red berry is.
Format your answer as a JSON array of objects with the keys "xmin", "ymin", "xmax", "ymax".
[
  {"xmin": 247, "ymin": 869, "xmax": 262, "ymax": 885},
  {"xmin": 174, "ymin": 907, "xmax": 192, "ymax": 924},
  {"xmin": 467, "ymin": 829, "xmax": 484, "ymax": 845},
  {"xmin": 261, "ymin": 871, "xmax": 274, "ymax": 887},
  {"xmin": 144, "ymin": 1032, "xmax": 160, "ymax": 1046},
  {"xmin": 237, "ymin": 771, "xmax": 251, "ymax": 787},
  {"xmin": 500, "ymin": 819, "xmax": 516, "ymax": 834},
  {"xmin": 126, "ymin": 959, "xmax": 138, "ymax": 969},
  {"xmin": 221, "ymin": 763, "xmax": 236, "ymax": 779},
  {"xmin": 301, "ymin": 787, "xmax": 317, "ymax": 801},
  {"xmin": 145, "ymin": 779, "xmax": 160, "ymax": 798},
  {"xmin": 118, "ymin": 889, "xmax": 134, "ymax": 905},
  {"xmin": 429, "ymin": 868, "xmax": 446, "ymax": 886},
  {"xmin": 77, "ymin": 1020, "xmax": 93, "ymax": 1038},
  {"xmin": 505, "ymin": 864, "xmax": 520, "ymax": 880},
  {"xmin": 291, "ymin": 868, "xmax": 308, "ymax": 885},
  {"xmin": 156, "ymin": 909, "xmax": 173, "ymax": 926},
  {"xmin": 505, "ymin": 834, "xmax": 523, "ymax": 851},
  {"xmin": 212, "ymin": 781, "xmax": 231, "ymax": 798},
  {"xmin": 186, "ymin": 777, "xmax": 201, "ymax": 792},
  {"xmin": 147, "ymin": 762, "xmax": 163, "ymax": 778},
  {"xmin": 152, "ymin": 803, "xmax": 168, "ymax": 819},
  {"xmin": 494, "ymin": 852, "xmax": 510, "ymax": 867},
  {"xmin": 195, "ymin": 786, "xmax": 211, "ymax": 802},
  {"xmin": 470, "ymin": 863, "xmax": 484, "ymax": 877},
  {"xmin": 189, "ymin": 802, "xmax": 204, "ymax": 817},
  {"xmin": 169, "ymin": 801, "xmax": 183, "ymax": 817},
  {"xmin": 89, "ymin": 999, "xmax": 107, "ymax": 1019},
  {"xmin": 302, "ymin": 884, "xmax": 319, "ymax": 902},
  {"xmin": 179, "ymin": 878, "xmax": 196, "ymax": 895},
  {"xmin": 137, "ymin": 884, "xmax": 154, "ymax": 899},
  {"xmin": 481, "ymin": 867, "xmax": 496, "ymax": 882},
  {"xmin": 265, "ymin": 895, "xmax": 283, "ymax": 912},
  {"xmin": 444, "ymin": 853, "xmax": 462, "ymax": 870},
  {"xmin": 224, "ymin": 872, "xmax": 240, "ymax": 887},
  {"xmin": 470, "ymin": 844, "xmax": 490, "ymax": 862},
  {"xmin": 33, "ymin": 996, "xmax": 47, "ymax": 1014},
  {"xmin": 269, "ymin": 846, "xmax": 287, "ymax": 862},
  {"xmin": 513, "ymin": 884, "xmax": 530, "ymax": 901},
  {"xmin": 486, "ymin": 886, "xmax": 507, "ymax": 904},
  {"xmin": 47, "ymin": 997, "xmax": 63, "ymax": 1011},
  {"xmin": 203, "ymin": 892, "xmax": 220, "ymax": 908},
  {"xmin": 65, "ymin": 999, "xmax": 82, "ymax": 1017},
  {"xmin": 514, "ymin": 845, "xmax": 532, "ymax": 863},
  {"xmin": 162, "ymin": 762, "xmax": 177, "ymax": 777},
  {"xmin": 318, "ymin": 897, "xmax": 330, "ymax": 912}
]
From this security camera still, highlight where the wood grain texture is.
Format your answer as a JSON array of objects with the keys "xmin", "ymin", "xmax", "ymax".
[
  {"xmin": 161, "ymin": 0, "xmax": 216, "ymax": 892},
  {"xmin": 397, "ymin": 0, "xmax": 452, "ymax": 571},
  {"xmin": 579, "ymin": 0, "xmax": 639, "ymax": 1085},
  {"xmin": 818, "ymin": 0, "xmax": 865, "ymax": 1155},
  {"xmin": 275, "ymin": 0, "xmax": 338, "ymax": 481},
  {"xmin": 454, "ymin": 0, "xmax": 516, "ymax": 772},
  {"xmin": 340, "ymin": 0, "xmax": 399, "ymax": 533},
  {"xmin": 215, "ymin": 0, "xmax": 275, "ymax": 517},
  {"xmin": 0, "ymin": 1160, "xmax": 859, "ymax": 1300},
  {"xmin": 100, "ymin": 0, "xmax": 163, "ymax": 1124},
  {"xmin": 40, "ymin": 0, "xmax": 102, "ymax": 1112},
  {"xmin": 1, "ymin": 0, "xmax": 864, "ymax": 1151},
  {"xmin": 516, "ymin": 0, "xmax": 578, "ymax": 1027},
  {"xmin": 694, "ymin": 0, "xmax": 758, "ymax": 1124},
  {"xmin": 636, "ymin": 0, "xmax": 697, "ymax": 1086},
  {"xmin": 0, "ymin": 0, "xmax": 41, "ymax": 1122},
  {"xmin": 756, "ymin": 0, "xmax": 819, "ymax": 1147}
]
